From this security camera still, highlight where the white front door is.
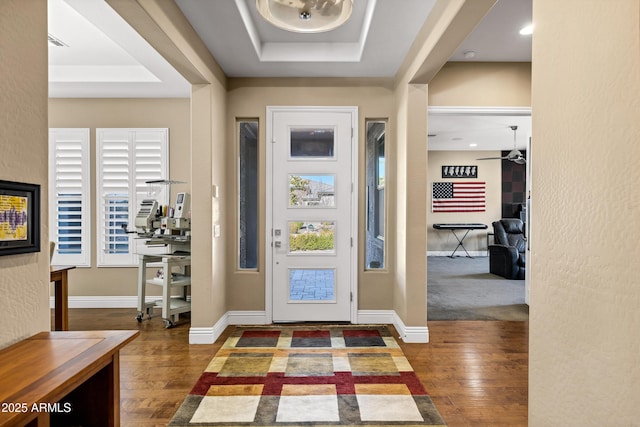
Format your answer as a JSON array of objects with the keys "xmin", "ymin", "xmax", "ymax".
[{"xmin": 267, "ymin": 107, "xmax": 357, "ymax": 322}]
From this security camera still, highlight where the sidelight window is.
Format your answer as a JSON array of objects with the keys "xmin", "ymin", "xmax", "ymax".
[
  {"xmin": 238, "ymin": 120, "xmax": 259, "ymax": 269},
  {"xmin": 365, "ymin": 120, "xmax": 386, "ymax": 269}
]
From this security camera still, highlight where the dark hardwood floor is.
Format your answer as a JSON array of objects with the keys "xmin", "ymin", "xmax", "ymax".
[{"xmin": 58, "ymin": 308, "xmax": 528, "ymax": 427}]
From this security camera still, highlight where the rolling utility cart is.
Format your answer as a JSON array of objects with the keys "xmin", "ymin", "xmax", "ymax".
[
  {"xmin": 137, "ymin": 253, "xmax": 191, "ymax": 328},
  {"xmin": 131, "ymin": 186, "xmax": 192, "ymax": 328}
]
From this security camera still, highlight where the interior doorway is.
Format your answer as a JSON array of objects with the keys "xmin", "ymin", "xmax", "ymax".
[{"xmin": 427, "ymin": 107, "xmax": 531, "ymax": 319}]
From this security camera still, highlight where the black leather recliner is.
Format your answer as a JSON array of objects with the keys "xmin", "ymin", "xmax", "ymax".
[{"xmin": 489, "ymin": 219, "xmax": 526, "ymax": 280}]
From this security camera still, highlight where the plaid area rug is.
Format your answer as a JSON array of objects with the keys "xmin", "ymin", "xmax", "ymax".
[{"xmin": 169, "ymin": 326, "xmax": 446, "ymax": 426}]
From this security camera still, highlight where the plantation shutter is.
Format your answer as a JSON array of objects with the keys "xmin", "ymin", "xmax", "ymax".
[
  {"xmin": 132, "ymin": 131, "xmax": 170, "ymax": 259},
  {"xmin": 96, "ymin": 129, "xmax": 168, "ymax": 266},
  {"xmin": 49, "ymin": 129, "xmax": 91, "ymax": 267}
]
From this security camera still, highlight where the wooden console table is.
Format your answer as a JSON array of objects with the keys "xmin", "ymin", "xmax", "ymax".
[
  {"xmin": 0, "ymin": 330, "xmax": 138, "ymax": 427},
  {"xmin": 50, "ymin": 265, "xmax": 75, "ymax": 331}
]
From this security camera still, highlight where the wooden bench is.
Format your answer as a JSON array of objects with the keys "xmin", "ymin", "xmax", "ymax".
[{"xmin": 0, "ymin": 330, "xmax": 139, "ymax": 427}]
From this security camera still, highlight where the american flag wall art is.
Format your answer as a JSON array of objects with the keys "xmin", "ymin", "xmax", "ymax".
[{"xmin": 432, "ymin": 181, "xmax": 486, "ymax": 212}]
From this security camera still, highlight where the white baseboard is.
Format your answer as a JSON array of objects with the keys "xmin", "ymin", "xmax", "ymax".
[
  {"xmin": 357, "ymin": 310, "xmax": 429, "ymax": 343},
  {"xmin": 227, "ymin": 310, "xmax": 269, "ymax": 325},
  {"xmin": 189, "ymin": 314, "xmax": 229, "ymax": 344},
  {"xmin": 49, "ymin": 295, "xmax": 159, "ymax": 309},
  {"xmin": 427, "ymin": 251, "xmax": 487, "ymax": 257},
  {"xmin": 188, "ymin": 311, "xmax": 269, "ymax": 344},
  {"xmin": 188, "ymin": 327, "xmax": 217, "ymax": 345},
  {"xmin": 356, "ymin": 309, "xmax": 395, "ymax": 324},
  {"xmin": 393, "ymin": 311, "xmax": 429, "ymax": 343},
  {"xmin": 53, "ymin": 300, "xmax": 430, "ymax": 344},
  {"xmin": 187, "ymin": 309, "xmax": 429, "ymax": 344}
]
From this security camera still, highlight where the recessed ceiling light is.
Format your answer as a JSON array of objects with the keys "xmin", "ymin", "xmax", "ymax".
[
  {"xmin": 463, "ymin": 50, "xmax": 476, "ymax": 59},
  {"xmin": 469, "ymin": 143, "xmax": 477, "ymax": 147},
  {"xmin": 519, "ymin": 24, "xmax": 533, "ymax": 35}
]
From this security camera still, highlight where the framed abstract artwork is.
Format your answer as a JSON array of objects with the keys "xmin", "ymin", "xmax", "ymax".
[{"xmin": 0, "ymin": 180, "xmax": 41, "ymax": 256}]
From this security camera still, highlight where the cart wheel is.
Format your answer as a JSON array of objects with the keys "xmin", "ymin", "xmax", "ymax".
[
  {"xmin": 136, "ymin": 313, "xmax": 143, "ymax": 322},
  {"xmin": 163, "ymin": 319, "xmax": 174, "ymax": 329}
]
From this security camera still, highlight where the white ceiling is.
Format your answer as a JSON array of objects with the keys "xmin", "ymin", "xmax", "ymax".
[
  {"xmin": 175, "ymin": 0, "xmax": 436, "ymax": 78},
  {"xmin": 427, "ymin": 109, "xmax": 531, "ymax": 151},
  {"xmin": 48, "ymin": 0, "xmax": 190, "ymax": 98},
  {"xmin": 449, "ymin": 0, "xmax": 532, "ymax": 62},
  {"xmin": 47, "ymin": 0, "xmax": 532, "ymax": 151}
]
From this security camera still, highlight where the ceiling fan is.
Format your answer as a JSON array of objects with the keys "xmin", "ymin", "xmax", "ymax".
[{"xmin": 477, "ymin": 125, "xmax": 526, "ymax": 164}]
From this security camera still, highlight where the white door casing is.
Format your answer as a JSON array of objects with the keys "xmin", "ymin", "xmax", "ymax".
[{"xmin": 266, "ymin": 107, "xmax": 358, "ymax": 322}]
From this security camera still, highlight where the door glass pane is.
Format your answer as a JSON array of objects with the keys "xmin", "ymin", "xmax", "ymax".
[
  {"xmin": 289, "ymin": 269, "xmax": 335, "ymax": 301},
  {"xmin": 290, "ymin": 128, "xmax": 334, "ymax": 157},
  {"xmin": 289, "ymin": 221, "xmax": 335, "ymax": 254},
  {"xmin": 289, "ymin": 174, "xmax": 335, "ymax": 207}
]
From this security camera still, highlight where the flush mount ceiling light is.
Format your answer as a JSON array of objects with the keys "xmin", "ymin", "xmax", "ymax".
[
  {"xmin": 256, "ymin": 0, "xmax": 354, "ymax": 33},
  {"xmin": 463, "ymin": 50, "xmax": 476, "ymax": 59}
]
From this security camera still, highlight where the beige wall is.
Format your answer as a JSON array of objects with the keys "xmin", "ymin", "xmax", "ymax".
[
  {"xmin": 427, "ymin": 151, "xmax": 502, "ymax": 253},
  {"xmin": 48, "ymin": 98, "xmax": 191, "ymax": 297},
  {"xmin": 530, "ymin": 0, "xmax": 640, "ymax": 424},
  {"xmin": 0, "ymin": 0, "xmax": 50, "ymax": 348},
  {"xmin": 190, "ymin": 82, "xmax": 228, "ymax": 329},
  {"xmin": 429, "ymin": 62, "xmax": 531, "ymax": 106},
  {"xmin": 6, "ymin": 0, "xmax": 638, "ymax": 421},
  {"xmin": 225, "ymin": 79, "xmax": 396, "ymax": 312},
  {"xmin": 391, "ymin": 83, "xmax": 429, "ymax": 325}
]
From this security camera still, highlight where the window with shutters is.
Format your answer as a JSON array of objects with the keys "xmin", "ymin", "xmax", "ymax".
[
  {"xmin": 96, "ymin": 129, "xmax": 169, "ymax": 267},
  {"xmin": 49, "ymin": 129, "xmax": 91, "ymax": 267}
]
